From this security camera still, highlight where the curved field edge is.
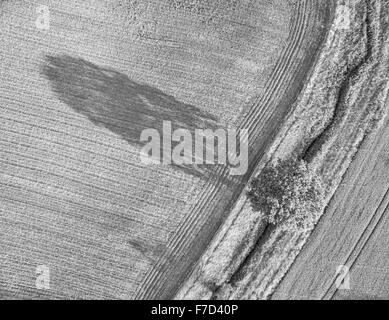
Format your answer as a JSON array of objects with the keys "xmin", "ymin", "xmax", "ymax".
[
  {"xmin": 175, "ymin": 0, "xmax": 389, "ymax": 300},
  {"xmin": 136, "ymin": 0, "xmax": 331, "ymax": 299}
]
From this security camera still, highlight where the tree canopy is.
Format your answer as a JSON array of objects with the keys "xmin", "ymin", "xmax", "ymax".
[{"xmin": 247, "ymin": 158, "xmax": 324, "ymax": 231}]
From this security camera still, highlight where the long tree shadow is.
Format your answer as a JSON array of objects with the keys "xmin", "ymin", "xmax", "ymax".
[{"xmin": 41, "ymin": 54, "xmax": 241, "ymax": 186}]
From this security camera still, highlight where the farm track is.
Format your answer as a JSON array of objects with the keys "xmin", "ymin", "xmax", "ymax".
[
  {"xmin": 177, "ymin": 0, "xmax": 389, "ymax": 300},
  {"xmin": 0, "ymin": 0, "xmax": 299, "ymax": 299},
  {"xmin": 272, "ymin": 104, "xmax": 389, "ymax": 300},
  {"xmin": 0, "ymin": 0, "xmax": 332, "ymax": 299},
  {"xmin": 326, "ymin": 189, "xmax": 389, "ymax": 299},
  {"xmin": 269, "ymin": 0, "xmax": 389, "ymax": 299},
  {"xmin": 137, "ymin": 0, "xmax": 334, "ymax": 299}
]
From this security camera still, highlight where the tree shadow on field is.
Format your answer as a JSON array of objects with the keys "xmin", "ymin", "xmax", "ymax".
[{"xmin": 41, "ymin": 54, "xmax": 240, "ymax": 186}]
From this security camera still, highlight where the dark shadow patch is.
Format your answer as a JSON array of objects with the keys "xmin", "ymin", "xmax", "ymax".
[{"xmin": 41, "ymin": 54, "xmax": 240, "ymax": 186}]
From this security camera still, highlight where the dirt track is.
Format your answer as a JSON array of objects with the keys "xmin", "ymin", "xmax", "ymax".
[
  {"xmin": 140, "ymin": 0, "xmax": 333, "ymax": 299},
  {"xmin": 0, "ymin": 0, "xmax": 332, "ymax": 299},
  {"xmin": 177, "ymin": 0, "xmax": 389, "ymax": 300},
  {"xmin": 272, "ymin": 101, "xmax": 389, "ymax": 300}
]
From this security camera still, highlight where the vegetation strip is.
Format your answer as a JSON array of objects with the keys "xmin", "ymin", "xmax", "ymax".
[{"xmin": 176, "ymin": 0, "xmax": 389, "ymax": 300}]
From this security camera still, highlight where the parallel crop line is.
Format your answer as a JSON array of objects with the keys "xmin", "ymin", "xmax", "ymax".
[
  {"xmin": 323, "ymin": 186, "xmax": 389, "ymax": 300},
  {"xmin": 135, "ymin": 0, "xmax": 313, "ymax": 299}
]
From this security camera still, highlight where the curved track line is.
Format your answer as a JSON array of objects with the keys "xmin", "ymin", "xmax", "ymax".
[
  {"xmin": 135, "ymin": 0, "xmax": 316, "ymax": 299},
  {"xmin": 322, "ymin": 186, "xmax": 389, "ymax": 300},
  {"xmin": 135, "ymin": 0, "xmax": 326, "ymax": 299}
]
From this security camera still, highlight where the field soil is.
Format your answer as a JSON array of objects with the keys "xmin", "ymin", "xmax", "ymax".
[
  {"xmin": 272, "ymin": 99, "xmax": 389, "ymax": 300},
  {"xmin": 177, "ymin": 0, "xmax": 389, "ymax": 300},
  {"xmin": 1, "ymin": 0, "xmax": 331, "ymax": 299}
]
